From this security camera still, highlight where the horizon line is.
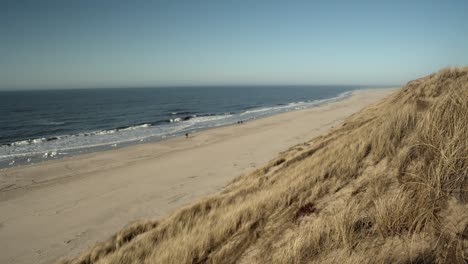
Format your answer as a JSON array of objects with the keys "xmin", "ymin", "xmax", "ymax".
[{"xmin": 0, "ymin": 83, "xmax": 400, "ymax": 92}]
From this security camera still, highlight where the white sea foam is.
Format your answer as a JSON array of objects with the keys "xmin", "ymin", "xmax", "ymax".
[
  {"xmin": 32, "ymin": 138, "xmax": 46, "ymax": 144},
  {"xmin": 187, "ymin": 114, "xmax": 233, "ymax": 124},
  {"xmin": 95, "ymin": 130, "xmax": 116, "ymax": 135},
  {"xmin": 121, "ymin": 123, "xmax": 151, "ymax": 131},
  {"xmin": 12, "ymin": 140, "xmax": 30, "ymax": 146},
  {"xmin": 240, "ymin": 107, "xmax": 275, "ymax": 115}
]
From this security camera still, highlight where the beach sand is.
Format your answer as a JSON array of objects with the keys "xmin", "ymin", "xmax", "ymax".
[{"xmin": 0, "ymin": 88, "xmax": 396, "ymax": 264}]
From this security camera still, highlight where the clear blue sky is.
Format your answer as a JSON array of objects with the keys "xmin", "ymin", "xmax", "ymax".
[{"xmin": 1, "ymin": 0, "xmax": 467, "ymax": 90}]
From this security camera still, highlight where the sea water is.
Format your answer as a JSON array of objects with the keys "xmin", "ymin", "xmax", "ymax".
[{"xmin": 0, "ymin": 85, "xmax": 364, "ymax": 168}]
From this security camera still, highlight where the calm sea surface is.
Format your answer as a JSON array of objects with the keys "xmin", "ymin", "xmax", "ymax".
[{"xmin": 0, "ymin": 85, "xmax": 364, "ymax": 167}]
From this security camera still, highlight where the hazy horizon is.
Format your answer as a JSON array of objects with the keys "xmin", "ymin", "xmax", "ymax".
[
  {"xmin": 2, "ymin": 0, "xmax": 467, "ymax": 90},
  {"xmin": 0, "ymin": 84, "xmax": 395, "ymax": 92}
]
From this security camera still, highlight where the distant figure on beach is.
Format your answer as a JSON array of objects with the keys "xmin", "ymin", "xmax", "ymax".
[{"xmin": 185, "ymin": 133, "xmax": 189, "ymax": 138}]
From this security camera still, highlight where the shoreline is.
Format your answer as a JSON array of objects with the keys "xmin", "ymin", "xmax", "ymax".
[
  {"xmin": 0, "ymin": 89, "xmax": 355, "ymax": 169},
  {"xmin": 0, "ymin": 88, "xmax": 397, "ymax": 264}
]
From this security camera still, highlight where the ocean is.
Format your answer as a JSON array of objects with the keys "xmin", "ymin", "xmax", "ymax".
[{"xmin": 0, "ymin": 85, "xmax": 363, "ymax": 168}]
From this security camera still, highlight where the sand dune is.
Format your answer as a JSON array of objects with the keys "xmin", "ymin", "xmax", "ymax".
[
  {"xmin": 0, "ymin": 88, "xmax": 394, "ymax": 264},
  {"xmin": 60, "ymin": 67, "xmax": 467, "ymax": 264}
]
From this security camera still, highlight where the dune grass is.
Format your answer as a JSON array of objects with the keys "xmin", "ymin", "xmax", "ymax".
[{"xmin": 60, "ymin": 67, "xmax": 468, "ymax": 264}]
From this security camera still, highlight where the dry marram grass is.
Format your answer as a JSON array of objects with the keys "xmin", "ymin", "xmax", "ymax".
[{"xmin": 60, "ymin": 67, "xmax": 468, "ymax": 264}]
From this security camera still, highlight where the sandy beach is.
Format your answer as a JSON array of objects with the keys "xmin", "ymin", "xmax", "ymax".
[{"xmin": 0, "ymin": 88, "xmax": 396, "ymax": 264}]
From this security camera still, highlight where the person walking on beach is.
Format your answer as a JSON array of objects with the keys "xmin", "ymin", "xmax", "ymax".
[{"xmin": 185, "ymin": 132, "xmax": 189, "ymax": 138}]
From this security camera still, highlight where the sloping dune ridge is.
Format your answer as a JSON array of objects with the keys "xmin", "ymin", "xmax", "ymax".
[{"xmin": 61, "ymin": 67, "xmax": 468, "ymax": 264}]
